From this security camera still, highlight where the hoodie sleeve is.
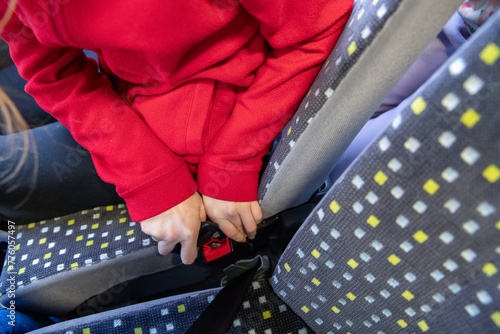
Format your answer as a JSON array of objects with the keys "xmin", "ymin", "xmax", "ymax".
[
  {"xmin": 0, "ymin": 5, "xmax": 197, "ymax": 222},
  {"xmin": 197, "ymin": 0, "xmax": 353, "ymax": 201}
]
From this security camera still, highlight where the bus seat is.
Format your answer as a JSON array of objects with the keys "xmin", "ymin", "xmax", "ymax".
[
  {"xmin": 25, "ymin": 9, "xmax": 500, "ymax": 332},
  {"xmin": 0, "ymin": 0, "xmax": 467, "ymax": 323},
  {"xmin": 258, "ymin": 0, "xmax": 464, "ymax": 218}
]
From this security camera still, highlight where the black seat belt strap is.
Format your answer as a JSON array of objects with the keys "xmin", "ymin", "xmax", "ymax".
[{"xmin": 184, "ymin": 259, "xmax": 261, "ymax": 334}]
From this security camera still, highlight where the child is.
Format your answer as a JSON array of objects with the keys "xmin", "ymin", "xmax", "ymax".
[{"xmin": 0, "ymin": 0, "xmax": 352, "ymax": 264}]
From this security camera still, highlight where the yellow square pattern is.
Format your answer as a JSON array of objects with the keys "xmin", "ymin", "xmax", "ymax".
[
  {"xmin": 460, "ymin": 109, "xmax": 481, "ymax": 128},
  {"xmin": 329, "ymin": 200, "xmax": 340, "ymax": 213},
  {"xmin": 348, "ymin": 41, "xmax": 357, "ymax": 55},
  {"xmin": 418, "ymin": 320, "xmax": 430, "ymax": 332},
  {"xmin": 76, "ymin": 236, "xmax": 83, "ymax": 242},
  {"xmin": 28, "ymin": 223, "xmax": 35, "ymax": 229},
  {"xmin": 496, "ymin": 221, "xmax": 500, "ymax": 231},
  {"xmin": 101, "ymin": 243, "xmax": 109, "ymax": 249},
  {"xmin": 71, "ymin": 262, "xmax": 79, "ymax": 270},
  {"xmin": 483, "ymin": 165, "xmax": 500, "ymax": 183},
  {"xmin": 86, "ymin": 240, "xmax": 94, "ymax": 247},
  {"xmin": 374, "ymin": 171, "xmax": 388, "ymax": 185},
  {"xmin": 287, "ymin": 127, "xmax": 292, "ymax": 136},
  {"xmin": 106, "ymin": 205, "xmax": 114, "ymax": 211},
  {"xmin": 263, "ymin": 311, "xmax": 272, "ymax": 320},
  {"xmin": 14, "ymin": 244, "xmax": 20, "ymax": 251},
  {"xmin": 411, "ymin": 97, "xmax": 427, "ymax": 115},
  {"xmin": 347, "ymin": 259, "xmax": 359, "ymax": 269},
  {"xmin": 413, "ymin": 230, "xmax": 429, "ymax": 243},
  {"xmin": 284, "ymin": 263, "xmax": 291, "ymax": 272},
  {"xmin": 119, "ymin": 218, "xmax": 127, "ymax": 223},
  {"xmin": 83, "ymin": 328, "xmax": 91, "ymax": 334},
  {"xmin": 127, "ymin": 230, "xmax": 134, "ymax": 236},
  {"xmin": 92, "ymin": 223, "xmax": 99, "ymax": 229},
  {"xmin": 491, "ymin": 312, "xmax": 500, "ymax": 327},
  {"xmin": 311, "ymin": 249, "xmax": 321, "ymax": 259},
  {"xmin": 331, "ymin": 306, "xmax": 340, "ymax": 314},
  {"xmin": 346, "ymin": 292, "xmax": 356, "ymax": 301},
  {"xmin": 402, "ymin": 290, "xmax": 414, "ymax": 301},
  {"xmin": 19, "ymin": 267, "xmax": 25, "ymax": 275},
  {"xmin": 68, "ymin": 219, "xmax": 75, "ymax": 226},
  {"xmin": 398, "ymin": 319, "xmax": 408, "ymax": 328},
  {"xmin": 388, "ymin": 254, "xmax": 401, "ymax": 265},
  {"xmin": 423, "ymin": 179, "xmax": 440, "ymax": 195},
  {"xmin": 367, "ymin": 215, "xmax": 380, "ymax": 228},
  {"xmin": 39, "ymin": 238, "xmax": 46, "ymax": 245},
  {"xmin": 312, "ymin": 278, "xmax": 321, "ymax": 286},
  {"xmin": 483, "ymin": 263, "xmax": 498, "ymax": 277},
  {"xmin": 134, "ymin": 328, "xmax": 143, "ymax": 334},
  {"xmin": 178, "ymin": 304, "xmax": 186, "ymax": 313},
  {"xmin": 480, "ymin": 43, "xmax": 500, "ymax": 65},
  {"xmin": 44, "ymin": 253, "xmax": 52, "ymax": 259},
  {"xmin": 301, "ymin": 306, "xmax": 310, "ymax": 314}
]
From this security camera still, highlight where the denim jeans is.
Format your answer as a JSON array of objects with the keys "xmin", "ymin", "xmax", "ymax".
[{"xmin": 0, "ymin": 66, "xmax": 123, "ymax": 225}]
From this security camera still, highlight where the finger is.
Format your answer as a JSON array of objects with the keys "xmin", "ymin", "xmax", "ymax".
[
  {"xmin": 239, "ymin": 209, "xmax": 257, "ymax": 240},
  {"xmin": 139, "ymin": 221, "xmax": 153, "ymax": 235},
  {"xmin": 200, "ymin": 202, "xmax": 207, "ymax": 222},
  {"xmin": 179, "ymin": 229, "xmax": 200, "ymax": 265},
  {"xmin": 140, "ymin": 221, "xmax": 162, "ymax": 242},
  {"xmin": 250, "ymin": 202, "xmax": 263, "ymax": 224},
  {"xmin": 214, "ymin": 218, "xmax": 246, "ymax": 242},
  {"xmin": 157, "ymin": 240, "xmax": 177, "ymax": 256},
  {"xmin": 229, "ymin": 212, "xmax": 246, "ymax": 239}
]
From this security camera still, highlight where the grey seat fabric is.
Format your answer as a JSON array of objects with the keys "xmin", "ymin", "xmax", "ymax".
[
  {"xmin": 258, "ymin": 0, "xmax": 465, "ymax": 219},
  {"xmin": 28, "ymin": 277, "xmax": 313, "ymax": 334},
  {"xmin": 272, "ymin": 11, "xmax": 500, "ymax": 333},
  {"xmin": 0, "ymin": 205, "xmax": 181, "ymax": 315}
]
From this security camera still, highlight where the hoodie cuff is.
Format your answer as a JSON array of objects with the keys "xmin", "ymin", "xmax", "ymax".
[
  {"xmin": 122, "ymin": 163, "xmax": 198, "ymax": 222},
  {"xmin": 197, "ymin": 162, "xmax": 260, "ymax": 202}
]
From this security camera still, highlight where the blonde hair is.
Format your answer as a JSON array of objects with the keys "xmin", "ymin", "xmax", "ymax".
[
  {"xmin": 0, "ymin": 0, "xmax": 17, "ymax": 33},
  {"xmin": 1, "ymin": 0, "xmax": 38, "ymax": 209}
]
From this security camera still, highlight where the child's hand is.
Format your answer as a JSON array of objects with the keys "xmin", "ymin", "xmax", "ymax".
[
  {"xmin": 202, "ymin": 195, "xmax": 263, "ymax": 242},
  {"xmin": 140, "ymin": 193, "xmax": 206, "ymax": 265}
]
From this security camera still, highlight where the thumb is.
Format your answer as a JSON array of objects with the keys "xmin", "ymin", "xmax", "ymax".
[{"xmin": 200, "ymin": 202, "xmax": 207, "ymax": 222}]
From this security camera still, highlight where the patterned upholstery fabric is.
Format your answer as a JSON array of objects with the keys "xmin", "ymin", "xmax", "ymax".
[
  {"xmin": 258, "ymin": 0, "xmax": 464, "ymax": 218},
  {"xmin": 29, "ymin": 278, "xmax": 313, "ymax": 334},
  {"xmin": 0, "ymin": 205, "xmax": 180, "ymax": 315},
  {"xmin": 1, "ymin": 0, "xmax": 463, "ymax": 318},
  {"xmin": 272, "ymin": 11, "xmax": 500, "ymax": 333}
]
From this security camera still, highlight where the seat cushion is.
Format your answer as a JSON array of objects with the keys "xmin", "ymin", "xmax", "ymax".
[
  {"xmin": 0, "ymin": 205, "xmax": 181, "ymax": 315},
  {"xmin": 28, "ymin": 277, "xmax": 312, "ymax": 334}
]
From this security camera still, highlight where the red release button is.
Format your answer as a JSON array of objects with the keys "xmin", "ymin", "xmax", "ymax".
[{"xmin": 202, "ymin": 237, "xmax": 232, "ymax": 262}]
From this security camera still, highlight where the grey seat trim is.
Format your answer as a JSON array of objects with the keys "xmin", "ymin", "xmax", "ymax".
[
  {"xmin": 8, "ymin": 247, "xmax": 179, "ymax": 315},
  {"xmin": 259, "ymin": 0, "xmax": 465, "ymax": 218}
]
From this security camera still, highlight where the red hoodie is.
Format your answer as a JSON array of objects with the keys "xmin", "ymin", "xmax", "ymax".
[{"xmin": 1, "ymin": 0, "xmax": 352, "ymax": 221}]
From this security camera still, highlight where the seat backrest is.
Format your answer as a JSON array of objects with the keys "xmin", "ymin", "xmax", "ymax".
[
  {"xmin": 258, "ymin": 0, "xmax": 465, "ymax": 218},
  {"xmin": 272, "ymin": 10, "xmax": 500, "ymax": 332}
]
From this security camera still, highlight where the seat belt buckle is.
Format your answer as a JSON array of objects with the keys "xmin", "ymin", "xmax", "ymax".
[
  {"xmin": 201, "ymin": 230, "xmax": 233, "ymax": 263},
  {"xmin": 197, "ymin": 222, "xmax": 254, "ymax": 265}
]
